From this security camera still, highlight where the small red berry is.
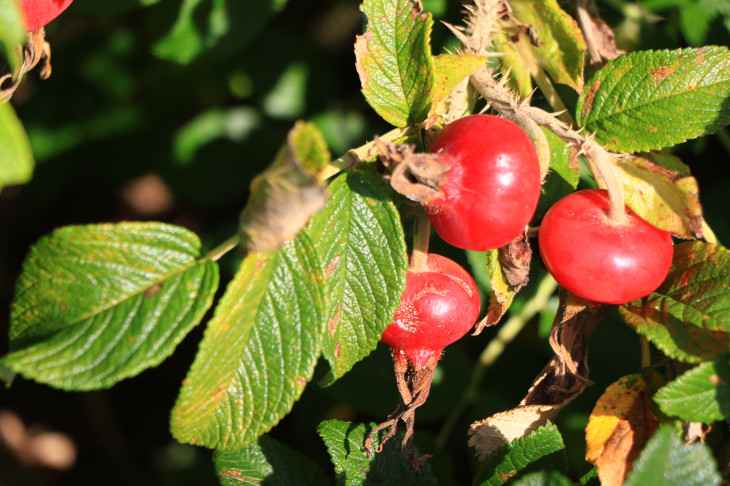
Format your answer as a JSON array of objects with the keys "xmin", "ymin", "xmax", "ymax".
[
  {"xmin": 18, "ymin": 0, "xmax": 74, "ymax": 31},
  {"xmin": 538, "ymin": 189, "xmax": 674, "ymax": 304},
  {"xmin": 381, "ymin": 253, "xmax": 480, "ymax": 369},
  {"xmin": 425, "ymin": 115, "xmax": 542, "ymax": 251}
]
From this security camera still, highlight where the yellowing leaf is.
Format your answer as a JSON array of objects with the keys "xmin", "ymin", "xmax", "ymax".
[
  {"xmin": 586, "ymin": 375, "xmax": 659, "ymax": 486},
  {"xmin": 613, "ymin": 154, "xmax": 703, "ymax": 239},
  {"xmin": 428, "ymin": 53, "xmax": 486, "ymax": 125}
]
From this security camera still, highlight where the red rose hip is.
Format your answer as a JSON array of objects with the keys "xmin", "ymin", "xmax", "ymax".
[
  {"xmin": 538, "ymin": 189, "xmax": 673, "ymax": 304},
  {"xmin": 18, "ymin": 0, "xmax": 74, "ymax": 31},
  {"xmin": 381, "ymin": 252, "xmax": 481, "ymax": 368},
  {"xmin": 425, "ymin": 115, "xmax": 542, "ymax": 251}
]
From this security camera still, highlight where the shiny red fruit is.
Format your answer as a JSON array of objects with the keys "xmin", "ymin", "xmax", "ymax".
[
  {"xmin": 538, "ymin": 189, "xmax": 674, "ymax": 304},
  {"xmin": 425, "ymin": 114, "xmax": 541, "ymax": 251},
  {"xmin": 381, "ymin": 253, "xmax": 481, "ymax": 368},
  {"xmin": 18, "ymin": 0, "xmax": 74, "ymax": 31}
]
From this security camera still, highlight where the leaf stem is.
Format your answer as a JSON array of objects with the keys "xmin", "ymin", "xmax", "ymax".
[
  {"xmin": 410, "ymin": 208, "xmax": 431, "ymax": 272},
  {"xmin": 531, "ymin": 68, "xmax": 571, "ymax": 124},
  {"xmin": 640, "ymin": 336, "xmax": 651, "ymax": 368},
  {"xmin": 434, "ymin": 273, "xmax": 558, "ymax": 450},
  {"xmin": 203, "ymin": 234, "xmax": 240, "ymax": 262}
]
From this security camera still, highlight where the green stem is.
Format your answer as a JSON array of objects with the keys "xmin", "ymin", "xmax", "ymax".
[
  {"xmin": 320, "ymin": 126, "xmax": 417, "ymax": 180},
  {"xmin": 434, "ymin": 274, "xmax": 558, "ymax": 450},
  {"xmin": 203, "ymin": 234, "xmax": 240, "ymax": 262},
  {"xmin": 532, "ymin": 68, "xmax": 572, "ymax": 125}
]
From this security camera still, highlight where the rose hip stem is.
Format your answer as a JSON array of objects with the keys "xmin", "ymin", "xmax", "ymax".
[{"xmin": 410, "ymin": 208, "xmax": 431, "ymax": 272}]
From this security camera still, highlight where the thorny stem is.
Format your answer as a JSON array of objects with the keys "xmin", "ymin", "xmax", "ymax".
[
  {"xmin": 434, "ymin": 274, "xmax": 559, "ymax": 450},
  {"xmin": 203, "ymin": 234, "xmax": 240, "ymax": 262},
  {"xmin": 469, "ymin": 68, "xmax": 627, "ymax": 223},
  {"xmin": 320, "ymin": 126, "xmax": 417, "ymax": 180},
  {"xmin": 411, "ymin": 208, "xmax": 431, "ymax": 272}
]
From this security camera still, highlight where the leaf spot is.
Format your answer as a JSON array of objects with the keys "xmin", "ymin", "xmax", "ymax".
[
  {"xmin": 328, "ymin": 303, "xmax": 343, "ymax": 337},
  {"xmin": 144, "ymin": 283, "xmax": 163, "ymax": 297},
  {"xmin": 650, "ymin": 65, "xmax": 674, "ymax": 83},
  {"xmin": 710, "ymin": 374, "xmax": 727, "ymax": 387},
  {"xmin": 325, "ymin": 255, "xmax": 342, "ymax": 278},
  {"xmin": 296, "ymin": 377, "xmax": 307, "ymax": 388},
  {"xmin": 219, "ymin": 469, "xmax": 261, "ymax": 483}
]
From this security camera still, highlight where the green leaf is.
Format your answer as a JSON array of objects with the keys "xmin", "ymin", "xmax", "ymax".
[
  {"xmin": 576, "ymin": 46, "xmax": 730, "ymax": 153},
  {"xmin": 474, "ymin": 423, "xmax": 568, "ymax": 486},
  {"xmin": 214, "ymin": 435, "xmax": 331, "ymax": 486},
  {"xmin": 624, "ymin": 426, "xmax": 721, "ymax": 486},
  {"xmin": 544, "ymin": 128, "xmax": 580, "ymax": 189},
  {"xmin": 354, "ymin": 0, "xmax": 435, "ymax": 127},
  {"xmin": 654, "ymin": 356, "xmax": 730, "ymax": 422},
  {"xmin": 307, "ymin": 171, "xmax": 407, "ymax": 385},
  {"xmin": 619, "ymin": 241, "xmax": 730, "ymax": 363},
  {"xmin": 4, "ymin": 223, "xmax": 219, "ymax": 390},
  {"xmin": 0, "ymin": 0, "xmax": 24, "ymax": 72},
  {"xmin": 0, "ymin": 102, "xmax": 34, "ymax": 192},
  {"xmin": 153, "ymin": 0, "xmax": 289, "ymax": 64},
  {"xmin": 171, "ymin": 234, "xmax": 325, "ymax": 451},
  {"xmin": 506, "ymin": 0, "xmax": 585, "ymax": 93},
  {"xmin": 512, "ymin": 471, "xmax": 574, "ymax": 486},
  {"xmin": 317, "ymin": 419, "xmax": 437, "ymax": 486}
]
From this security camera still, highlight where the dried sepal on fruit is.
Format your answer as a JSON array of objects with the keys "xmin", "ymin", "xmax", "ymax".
[{"xmin": 366, "ymin": 252, "xmax": 480, "ymax": 469}]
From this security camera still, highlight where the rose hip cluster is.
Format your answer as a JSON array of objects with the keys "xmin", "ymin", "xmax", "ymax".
[{"xmin": 370, "ymin": 114, "xmax": 673, "ymax": 465}]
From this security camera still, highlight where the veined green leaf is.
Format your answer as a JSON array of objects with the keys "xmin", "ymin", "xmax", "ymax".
[
  {"xmin": 214, "ymin": 435, "xmax": 331, "ymax": 486},
  {"xmin": 620, "ymin": 241, "xmax": 730, "ymax": 363},
  {"xmin": 577, "ymin": 46, "xmax": 730, "ymax": 152},
  {"xmin": 307, "ymin": 171, "xmax": 407, "ymax": 386},
  {"xmin": 354, "ymin": 0, "xmax": 435, "ymax": 127},
  {"xmin": 624, "ymin": 426, "xmax": 721, "ymax": 486},
  {"xmin": 4, "ymin": 223, "xmax": 219, "ymax": 390},
  {"xmin": 0, "ymin": 102, "xmax": 34, "ymax": 192},
  {"xmin": 512, "ymin": 471, "xmax": 574, "ymax": 486},
  {"xmin": 474, "ymin": 423, "xmax": 568, "ymax": 486},
  {"xmin": 171, "ymin": 234, "xmax": 325, "ymax": 450},
  {"xmin": 654, "ymin": 356, "xmax": 730, "ymax": 422},
  {"xmin": 317, "ymin": 419, "xmax": 437, "ymax": 486}
]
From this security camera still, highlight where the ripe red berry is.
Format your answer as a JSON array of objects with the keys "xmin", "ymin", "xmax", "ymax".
[
  {"xmin": 381, "ymin": 253, "xmax": 481, "ymax": 369},
  {"xmin": 18, "ymin": 0, "xmax": 74, "ymax": 31},
  {"xmin": 425, "ymin": 114, "xmax": 542, "ymax": 251},
  {"xmin": 538, "ymin": 189, "xmax": 674, "ymax": 304}
]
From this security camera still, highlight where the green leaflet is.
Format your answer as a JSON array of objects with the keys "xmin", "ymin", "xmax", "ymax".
[
  {"xmin": 494, "ymin": 0, "xmax": 585, "ymax": 98},
  {"xmin": 0, "ymin": 103, "xmax": 34, "ymax": 192},
  {"xmin": 577, "ymin": 46, "xmax": 730, "ymax": 153},
  {"xmin": 307, "ymin": 171, "xmax": 408, "ymax": 386},
  {"xmin": 511, "ymin": 471, "xmax": 574, "ymax": 486},
  {"xmin": 623, "ymin": 426, "xmax": 721, "ymax": 486},
  {"xmin": 153, "ymin": 0, "xmax": 288, "ymax": 64},
  {"xmin": 620, "ymin": 241, "xmax": 730, "ymax": 363},
  {"xmin": 214, "ymin": 435, "xmax": 331, "ymax": 486},
  {"xmin": 474, "ymin": 423, "xmax": 568, "ymax": 486},
  {"xmin": 654, "ymin": 356, "xmax": 730, "ymax": 423},
  {"xmin": 4, "ymin": 222, "xmax": 219, "ymax": 390},
  {"xmin": 354, "ymin": 0, "xmax": 435, "ymax": 127},
  {"xmin": 171, "ymin": 234, "xmax": 325, "ymax": 451},
  {"xmin": 0, "ymin": 0, "xmax": 24, "ymax": 72},
  {"xmin": 317, "ymin": 419, "xmax": 437, "ymax": 486}
]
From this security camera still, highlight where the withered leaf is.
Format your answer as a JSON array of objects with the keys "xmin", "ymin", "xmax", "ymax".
[
  {"xmin": 239, "ymin": 121, "xmax": 330, "ymax": 255},
  {"xmin": 585, "ymin": 375, "xmax": 659, "ymax": 486},
  {"xmin": 469, "ymin": 290, "xmax": 605, "ymax": 459},
  {"xmin": 474, "ymin": 232, "xmax": 532, "ymax": 334}
]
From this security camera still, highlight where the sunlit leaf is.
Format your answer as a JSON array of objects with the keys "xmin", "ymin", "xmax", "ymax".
[{"xmin": 4, "ymin": 223, "xmax": 219, "ymax": 390}]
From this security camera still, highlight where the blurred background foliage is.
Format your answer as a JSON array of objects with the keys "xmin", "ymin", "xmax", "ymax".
[{"xmin": 0, "ymin": 0, "xmax": 728, "ymax": 485}]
